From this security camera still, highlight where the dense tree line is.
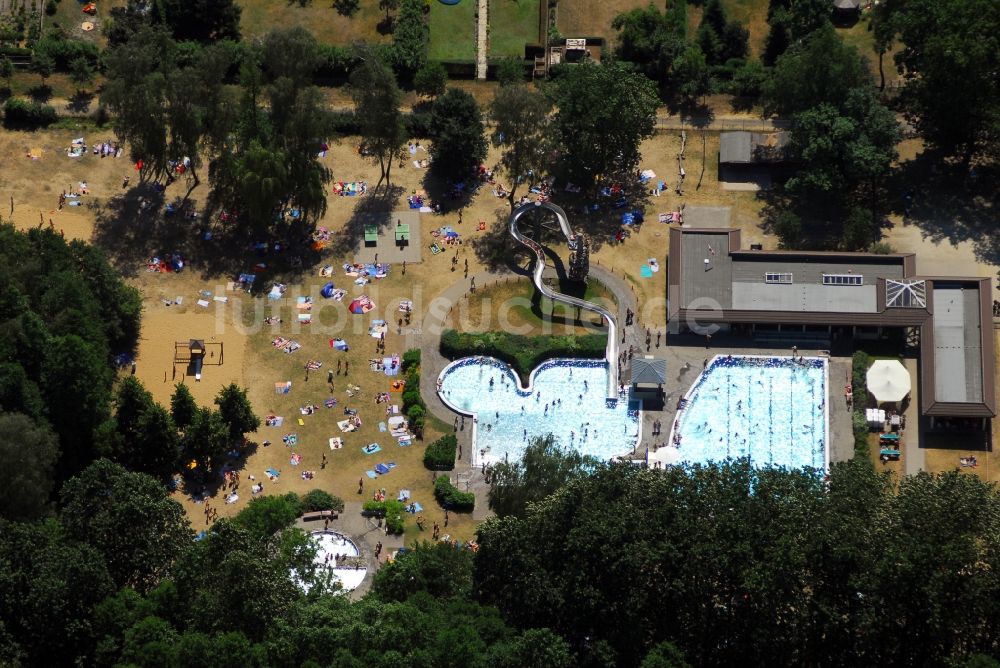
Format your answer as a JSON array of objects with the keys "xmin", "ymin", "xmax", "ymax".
[
  {"xmin": 476, "ymin": 459, "xmax": 1000, "ymax": 666},
  {"xmin": 0, "ymin": 225, "xmax": 141, "ymax": 493},
  {"xmin": 5, "ymin": 449, "xmax": 1000, "ymax": 665}
]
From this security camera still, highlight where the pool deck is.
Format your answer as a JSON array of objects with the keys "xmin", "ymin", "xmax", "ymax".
[{"xmin": 420, "ymin": 269, "xmax": 858, "ymax": 478}]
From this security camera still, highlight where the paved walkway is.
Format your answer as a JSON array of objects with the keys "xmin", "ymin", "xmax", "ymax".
[
  {"xmin": 475, "ymin": 0, "xmax": 488, "ymax": 80},
  {"xmin": 293, "ymin": 500, "xmax": 405, "ymax": 600}
]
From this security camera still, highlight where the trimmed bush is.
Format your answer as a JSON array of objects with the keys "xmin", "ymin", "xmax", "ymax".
[
  {"xmin": 851, "ymin": 351, "xmax": 871, "ymax": 408},
  {"xmin": 434, "ymin": 475, "xmax": 475, "ymax": 512},
  {"xmin": 424, "ymin": 434, "xmax": 457, "ymax": 471},
  {"xmin": 440, "ymin": 330, "xmax": 607, "ymax": 384},
  {"xmin": 300, "ymin": 489, "xmax": 344, "ymax": 513},
  {"xmin": 3, "ymin": 98, "xmax": 57, "ymax": 129},
  {"xmin": 402, "ymin": 349, "xmax": 421, "ymax": 374},
  {"xmin": 361, "ymin": 499, "xmax": 406, "ymax": 534}
]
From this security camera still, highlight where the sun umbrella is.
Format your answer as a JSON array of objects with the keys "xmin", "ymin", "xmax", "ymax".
[{"xmin": 866, "ymin": 359, "xmax": 911, "ymax": 404}]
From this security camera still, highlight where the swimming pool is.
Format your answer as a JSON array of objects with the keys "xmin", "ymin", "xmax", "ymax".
[
  {"xmin": 663, "ymin": 355, "xmax": 828, "ymax": 470},
  {"xmin": 295, "ymin": 530, "xmax": 367, "ymax": 593},
  {"xmin": 438, "ymin": 357, "xmax": 641, "ymax": 465}
]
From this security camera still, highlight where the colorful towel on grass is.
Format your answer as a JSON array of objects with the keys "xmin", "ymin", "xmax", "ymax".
[{"xmin": 362, "ymin": 443, "xmax": 381, "ymax": 455}]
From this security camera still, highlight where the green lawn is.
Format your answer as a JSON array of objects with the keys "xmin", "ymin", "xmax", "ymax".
[
  {"xmin": 489, "ymin": 0, "xmax": 540, "ymax": 58},
  {"xmin": 236, "ymin": 0, "xmax": 387, "ymax": 45},
  {"xmin": 428, "ymin": 0, "xmax": 477, "ymax": 62}
]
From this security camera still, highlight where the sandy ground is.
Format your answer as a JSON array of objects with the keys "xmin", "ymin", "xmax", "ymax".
[{"xmin": 3, "ymin": 123, "xmax": 996, "ymax": 540}]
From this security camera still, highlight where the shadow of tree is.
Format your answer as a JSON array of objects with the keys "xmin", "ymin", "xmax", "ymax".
[
  {"xmin": 890, "ymin": 149, "xmax": 1000, "ymax": 268},
  {"xmin": 28, "ymin": 84, "xmax": 52, "ymax": 103},
  {"xmin": 328, "ymin": 184, "xmax": 405, "ymax": 257},
  {"xmin": 67, "ymin": 90, "xmax": 93, "ymax": 113},
  {"xmin": 92, "ymin": 185, "xmax": 326, "ymax": 281},
  {"xmin": 470, "ymin": 208, "xmax": 521, "ymax": 272}
]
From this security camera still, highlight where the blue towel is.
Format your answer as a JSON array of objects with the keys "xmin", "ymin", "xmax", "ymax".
[
  {"xmin": 363, "ymin": 443, "xmax": 382, "ymax": 454},
  {"xmin": 640, "ymin": 265, "xmax": 654, "ymax": 278},
  {"xmin": 366, "ymin": 470, "xmax": 378, "ymax": 479},
  {"xmin": 406, "ymin": 502, "xmax": 423, "ymax": 513},
  {"xmin": 379, "ymin": 422, "xmax": 387, "ymax": 432},
  {"xmin": 375, "ymin": 463, "xmax": 390, "ymax": 475},
  {"xmin": 266, "ymin": 468, "xmax": 280, "ymax": 478}
]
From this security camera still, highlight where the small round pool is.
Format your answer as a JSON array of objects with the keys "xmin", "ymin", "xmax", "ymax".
[{"xmin": 297, "ymin": 530, "xmax": 367, "ymax": 593}]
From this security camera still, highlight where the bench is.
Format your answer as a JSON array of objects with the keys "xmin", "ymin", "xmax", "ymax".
[{"xmin": 303, "ymin": 510, "xmax": 338, "ymax": 522}]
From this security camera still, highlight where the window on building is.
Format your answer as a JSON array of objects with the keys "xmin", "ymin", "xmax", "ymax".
[
  {"xmin": 886, "ymin": 279, "xmax": 926, "ymax": 308},
  {"xmin": 764, "ymin": 272, "xmax": 793, "ymax": 284},
  {"xmin": 822, "ymin": 274, "xmax": 863, "ymax": 286}
]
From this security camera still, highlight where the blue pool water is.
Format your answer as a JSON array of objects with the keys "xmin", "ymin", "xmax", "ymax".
[
  {"xmin": 439, "ymin": 358, "xmax": 640, "ymax": 464},
  {"xmin": 669, "ymin": 356, "xmax": 828, "ymax": 470}
]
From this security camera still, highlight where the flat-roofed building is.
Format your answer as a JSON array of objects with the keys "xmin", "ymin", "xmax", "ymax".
[{"xmin": 667, "ymin": 226, "xmax": 996, "ymax": 421}]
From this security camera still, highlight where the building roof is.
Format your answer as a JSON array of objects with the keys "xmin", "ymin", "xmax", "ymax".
[
  {"xmin": 719, "ymin": 131, "xmax": 790, "ymax": 165},
  {"xmin": 631, "ymin": 357, "xmax": 667, "ymax": 385},
  {"xmin": 667, "ymin": 226, "xmax": 996, "ymax": 417}
]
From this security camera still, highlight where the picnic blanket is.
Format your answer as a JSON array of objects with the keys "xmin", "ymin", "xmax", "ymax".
[
  {"xmin": 379, "ymin": 422, "xmax": 387, "ymax": 432},
  {"xmin": 274, "ymin": 382, "xmax": 292, "ymax": 394},
  {"xmin": 398, "ymin": 489, "xmax": 411, "ymax": 502},
  {"xmin": 405, "ymin": 502, "xmax": 423, "ymax": 513},
  {"xmin": 282, "ymin": 433, "xmax": 297, "ymax": 445},
  {"xmin": 265, "ymin": 416, "xmax": 284, "ymax": 427},
  {"xmin": 324, "ymin": 398, "xmax": 338, "ymax": 408},
  {"xmin": 374, "ymin": 463, "xmax": 391, "ymax": 475},
  {"xmin": 290, "ymin": 453, "xmax": 303, "ymax": 466},
  {"xmin": 366, "ymin": 470, "xmax": 378, "ymax": 479},
  {"xmin": 266, "ymin": 468, "xmax": 280, "ymax": 479},
  {"xmin": 384, "ymin": 355, "xmax": 400, "ymax": 376},
  {"xmin": 328, "ymin": 437, "xmax": 343, "ymax": 450},
  {"xmin": 338, "ymin": 419, "xmax": 359, "ymax": 432},
  {"xmin": 369, "ymin": 320, "xmax": 388, "ymax": 338},
  {"xmin": 362, "ymin": 443, "xmax": 382, "ymax": 455}
]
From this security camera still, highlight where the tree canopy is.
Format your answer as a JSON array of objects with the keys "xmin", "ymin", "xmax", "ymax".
[
  {"xmin": 762, "ymin": 24, "xmax": 871, "ymax": 117},
  {"xmin": 490, "ymin": 85, "xmax": 552, "ymax": 210},
  {"xmin": 487, "ymin": 435, "xmax": 596, "ymax": 518},
  {"xmin": 887, "ymin": 0, "xmax": 1000, "ymax": 164},
  {"xmin": 350, "ymin": 50, "xmax": 407, "ymax": 189},
  {"xmin": 429, "ymin": 88, "xmax": 488, "ymax": 182},
  {"xmin": 548, "ymin": 62, "xmax": 659, "ymax": 190},
  {"xmin": 0, "ymin": 225, "xmax": 141, "ymax": 485}
]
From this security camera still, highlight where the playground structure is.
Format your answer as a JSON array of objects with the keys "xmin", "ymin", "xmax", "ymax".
[
  {"xmin": 508, "ymin": 201, "xmax": 619, "ymax": 400},
  {"xmin": 174, "ymin": 339, "xmax": 223, "ymax": 381}
]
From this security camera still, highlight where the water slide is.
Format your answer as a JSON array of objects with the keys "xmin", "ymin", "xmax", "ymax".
[{"xmin": 508, "ymin": 201, "xmax": 620, "ymax": 400}]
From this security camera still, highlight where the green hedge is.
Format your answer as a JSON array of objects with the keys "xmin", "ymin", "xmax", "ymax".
[
  {"xmin": 402, "ymin": 349, "xmax": 421, "ymax": 374},
  {"xmin": 439, "ymin": 330, "xmax": 607, "ymax": 384},
  {"xmin": 401, "ymin": 348, "xmax": 425, "ymax": 438},
  {"xmin": 851, "ymin": 351, "xmax": 873, "ymax": 462},
  {"xmin": 300, "ymin": 489, "xmax": 344, "ymax": 513},
  {"xmin": 3, "ymin": 98, "xmax": 57, "ymax": 129},
  {"xmin": 434, "ymin": 475, "xmax": 474, "ymax": 512},
  {"xmin": 361, "ymin": 499, "xmax": 406, "ymax": 534},
  {"xmin": 424, "ymin": 434, "xmax": 457, "ymax": 471},
  {"xmin": 851, "ymin": 351, "xmax": 871, "ymax": 408}
]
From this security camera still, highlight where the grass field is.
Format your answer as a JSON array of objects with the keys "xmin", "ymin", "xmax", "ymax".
[
  {"xmin": 489, "ymin": 0, "xmax": 540, "ymax": 57},
  {"xmin": 236, "ymin": 0, "xmax": 388, "ymax": 45},
  {"xmin": 428, "ymin": 0, "xmax": 477, "ymax": 61}
]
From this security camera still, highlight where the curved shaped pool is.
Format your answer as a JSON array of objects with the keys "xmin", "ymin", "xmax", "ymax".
[
  {"xmin": 662, "ymin": 355, "xmax": 829, "ymax": 470},
  {"xmin": 438, "ymin": 357, "xmax": 640, "ymax": 465},
  {"xmin": 296, "ymin": 530, "xmax": 367, "ymax": 593}
]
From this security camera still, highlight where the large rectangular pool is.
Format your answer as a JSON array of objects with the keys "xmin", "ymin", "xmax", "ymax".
[{"xmin": 665, "ymin": 355, "xmax": 829, "ymax": 470}]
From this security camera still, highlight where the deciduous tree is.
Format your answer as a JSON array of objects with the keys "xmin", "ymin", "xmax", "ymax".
[
  {"xmin": 59, "ymin": 459, "xmax": 191, "ymax": 591},
  {"xmin": 429, "ymin": 88, "xmax": 487, "ymax": 182},
  {"xmin": 548, "ymin": 61, "xmax": 658, "ymax": 190},
  {"xmin": 490, "ymin": 84, "xmax": 552, "ymax": 210},
  {"xmin": 350, "ymin": 51, "xmax": 407, "ymax": 189},
  {"xmin": 0, "ymin": 413, "xmax": 59, "ymax": 521}
]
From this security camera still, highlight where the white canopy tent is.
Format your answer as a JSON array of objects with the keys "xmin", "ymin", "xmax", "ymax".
[{"xmin": 866, "ymin": 359, "xmax": 911, "ymax": 404}]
